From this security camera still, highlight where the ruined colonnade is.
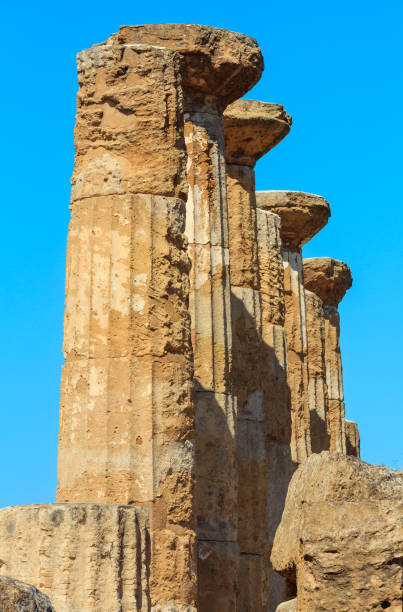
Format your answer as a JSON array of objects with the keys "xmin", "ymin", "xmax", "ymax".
[{"xmin": 0, "ymin": 23, "xmax": 361, "ymax": 612}]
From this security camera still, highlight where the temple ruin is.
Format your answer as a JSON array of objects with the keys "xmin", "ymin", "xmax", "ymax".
[{"xmin": 0, "ymin": 23, "xmax": 401, "ymax": 612}]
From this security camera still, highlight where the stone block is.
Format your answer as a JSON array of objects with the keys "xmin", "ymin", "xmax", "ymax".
[
  {"xmin": 0, "ymin": 503, "xmax": 149, "ymax": 612},
  {"xmin": 72, "ymin": 43, "xmax": 187, "ymax": 200},
  {"xmin": 272, "ymin": 453, "xmax": 403, "ymax": 612}
]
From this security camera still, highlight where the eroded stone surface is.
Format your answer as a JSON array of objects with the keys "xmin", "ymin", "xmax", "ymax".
[
  {"xmin": 223, "ymin": 99, "xmax": 293, "ymax": 612},
  {"xmin": 0, "ymin": 576, "xmax": 54, "ymax": 612},
  {"xmin": 305, "ymin": 289, "xmax": 329, "ymax": 454},
  {"xmin": 224, "ymin": 100, "xmax": 291, "ymax": 166},
  {"xmin": 271, "ymin": 453, "xmax": 403, "ymax": 612},
  {"xmin": 0, "ymin": 504, "xmax": 149, "ymax": 612},
  {"xmin": 303, "ymin": 257, "xmax": 353, "ymax": 455},
  {"xmin": 303, "ymin": 257, "xmax": 353, "ymax": 307},
  {"xmin": 345, "ymin": 420, "xmax": 360, "ymax": 457},
  {"xmin": 113, "ymin": 24, "xmax": 263, "ymax": 110},
  {"xmin": 0, "ymin": 21, "xmax": 380, "ymax": 612},
  {"xmin": 256, "ymin": 191, "xmax": 330, "ymax": 250}
]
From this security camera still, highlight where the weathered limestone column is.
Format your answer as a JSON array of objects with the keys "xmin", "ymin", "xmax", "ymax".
[
  {"xmin": 57, "ymin": 37, "xmax": 196, "ymax": 609},
  {"xmin": 303, "ymin": 257, "xmax": 354, "ymax": 454},
  {"xmin": 223, "ymin": 99, "xmax": 292, "ymax": 612},
  {"xmin": 113, "ymin": 24, "xmax": 264, "ymax": 612},
  {"xmin": 304, "ymin": 288, "xmax": 329, "ymax": 453},
  {"xmin": 256, "ymin": 192, "xmax": 330, "ymax": 463}
]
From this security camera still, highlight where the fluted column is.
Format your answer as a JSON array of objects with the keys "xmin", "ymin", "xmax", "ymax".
[
  {"xmin": 224, "ymin": 100, "xmax": 292, "ymax": 612},
  {"xmin": 304, "ymin": 288, "xmax": 329, "ymax": 452},
  {"xmin": 57, "ymin": 36, "xmax": 196, "ymax": 610},
  {"xmin": 116, "ymin": 24, "xmax": 264, "ymax": 612},
  {"xmin": 256, "ymin": 191, "xmax": 330, "ymax": 463},
  {"xmin": 303, "ymin": 257, "xmax": 353, "ymax": 454}
]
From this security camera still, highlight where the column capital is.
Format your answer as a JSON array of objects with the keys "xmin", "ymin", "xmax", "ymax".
[
  {"xmin": 224, "ymin": 99, "xmax": 291, "ymax": 166},
  {"xmin": 256, "ymin": 190, "xmax": 330, "ymax": 250},
  {"xmin": 113, "ymin": 24, "xmax": 264, "ymax": 111},
  {"xmin": 303, "ymin": 257, "xmax": 353, "ymax": 306}
]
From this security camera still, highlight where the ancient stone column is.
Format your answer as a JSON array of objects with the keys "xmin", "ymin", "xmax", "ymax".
[
  {"xmin": 304, "ymin": 287, "xmax": 329, "ymax": 453},
  {"xmin": 87, "ymin": 24, "xmax": 264, "ymax": 612},
  {"xmin": 303, "ymin": 257, "xmax": 353, "ymax": 454},
  {"xmin": 223, "ymin": 99, "xmax": 292, "ymax": 612},
  {"xmin": 57, "ymin": 37, "xmax": 196, "ymax": 610},
  {"xmin": 256, "ymin": 191, "xmax": 330, "ymax": 463}
]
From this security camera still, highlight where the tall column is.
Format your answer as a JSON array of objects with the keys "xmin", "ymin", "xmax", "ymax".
[
  {"xmin": 303, "ymin": 257, "xmax": 353, "ymax": 454},
  {"xmin": 256, "ymin": 192, "xmax": 330, "ymax": 463},
  {"xmin": 114, "ymin": 24, "xmax": 264, "ymax": 612},
  {"xmin": 223, "ymin": 99, "xmax": 292, "ymax": 612},
  {"xmin": 57, "ymin": 38, "xmax": 197, "ymax": 609},
  {"xmin": 304, "ymin": 288, "xmax": 329, "ymax": 453}
]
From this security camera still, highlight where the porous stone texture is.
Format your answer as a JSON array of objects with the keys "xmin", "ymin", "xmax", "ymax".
[
  {"xmin": 0, "ymin": 576, "xmax": 54, "ymax": 612},
  {"xmin": 303, "ymin": 257, "xmax": 353, "ymax": 453},
  {"xmin": 0, "ymin": 21, "xmax": 382, "ymax": 612},
  {"xmin": 113, "ymin": 24, "xmax": 264, "ymax": 111},
  {"xmin": 345, "ymin": 419, "xmax": 360, "ymax": 457},
  {"xmin": 256, "ymin": 191, "xmax": 330, "ymax": 463},
  {"xmin": 224, "ymin": 100, "xmax": 293, "ymax": 611},
  {"xmin": 255, "ymin": 191, "xmax": 330, "ymax": 251},
  {"xmin": 224, "ymin": 99, "xmax": 291, "ymax": 167},
  {"xmin": 303, "ymin": 257, "xmax": 353, "ymax": 308},
  {"xmin": 304, "ymin": 289, "xmax": 329, "ymax": 453},
  {"xmin": 271, "ymin": 452, "xmax": 403, "ymax": 612},
  {"xmin": 0, "ymin": 504, "xmax": 149, "ymax": 611},
  {"xmin": 57, "ymin": 34, "xmax": 197, "ymax": 609},
  {"xmin": 57, "ymin": 23, "xmax": 265, "ymax": 612}
]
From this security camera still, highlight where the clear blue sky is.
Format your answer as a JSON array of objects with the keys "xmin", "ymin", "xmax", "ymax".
[{"xmin": 0, "ymin": 0, "xmax": 402, "ymax": 507}]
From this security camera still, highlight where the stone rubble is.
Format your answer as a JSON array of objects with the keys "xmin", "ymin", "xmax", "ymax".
[
  {"xmin": 271, "ymin": 453, "xmax": 403, "ymax": 612},
  {"xmin": 0, "ymin": 21, "xmax": 399, "ymax": 612},
  {"xmin": 0, "ymin": 575, "xmax": 55, "ymax": 612}
]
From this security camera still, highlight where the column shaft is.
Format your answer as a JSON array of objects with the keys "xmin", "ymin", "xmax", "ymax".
[
  {"xmin": 57, "ymin": 42, "xmax": 197, "ymax": 610},
  {"xmin": 184, "ymin": 109, "xmax": 238, "ymax": 611},
  {"xmin": 282, "ymin": 249, "xmax": 312, "ymax": 462},
  {"xmin": 324, "ymin": 305, "xmax": 347, "ymax": 453},
  {"xmin": 305, "ymin": 290, "xmax": 330, "ymax": 453}
]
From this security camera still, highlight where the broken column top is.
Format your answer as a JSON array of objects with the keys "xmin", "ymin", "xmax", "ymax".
[
  {"xmin": 303, "ymin": 257, "xmax": 353, "ymax": 307},
  {"xmin": 256, "ymin": 190, "xmax": 330, "ymax": 250},
  {"xmin": 224, "ymin": 99, "xmax": 292, "ymax": 166},
  {"xmin": 110, "ymin": 24, "xmax": 264, "ymax": 109}
]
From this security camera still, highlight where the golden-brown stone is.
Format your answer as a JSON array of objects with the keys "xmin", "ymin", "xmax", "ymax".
[
  {"xmin": 345, "ymin": 419, "xmax": 361, "ymax": 457},
  {"xmin": 114, "ymin": 24, "xmax": 263, "ymax": 110},
  {"xmin": 256, "ymin": 191, "xmax": 330, "ymax": 250},
  {"xmin": 0, "ymin": 503, "xmax": 149, "ymax": 612},
  {"xmin": 272, "ymin": 453, "xmax": 403, "ymax": 612},
  {"xmin": 224, "ymin": 99, "xmax": 291, "ymax": 166},
  {"xmin": 303, "ymin": 257, "xmax": 353, "ymax": 307}
]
